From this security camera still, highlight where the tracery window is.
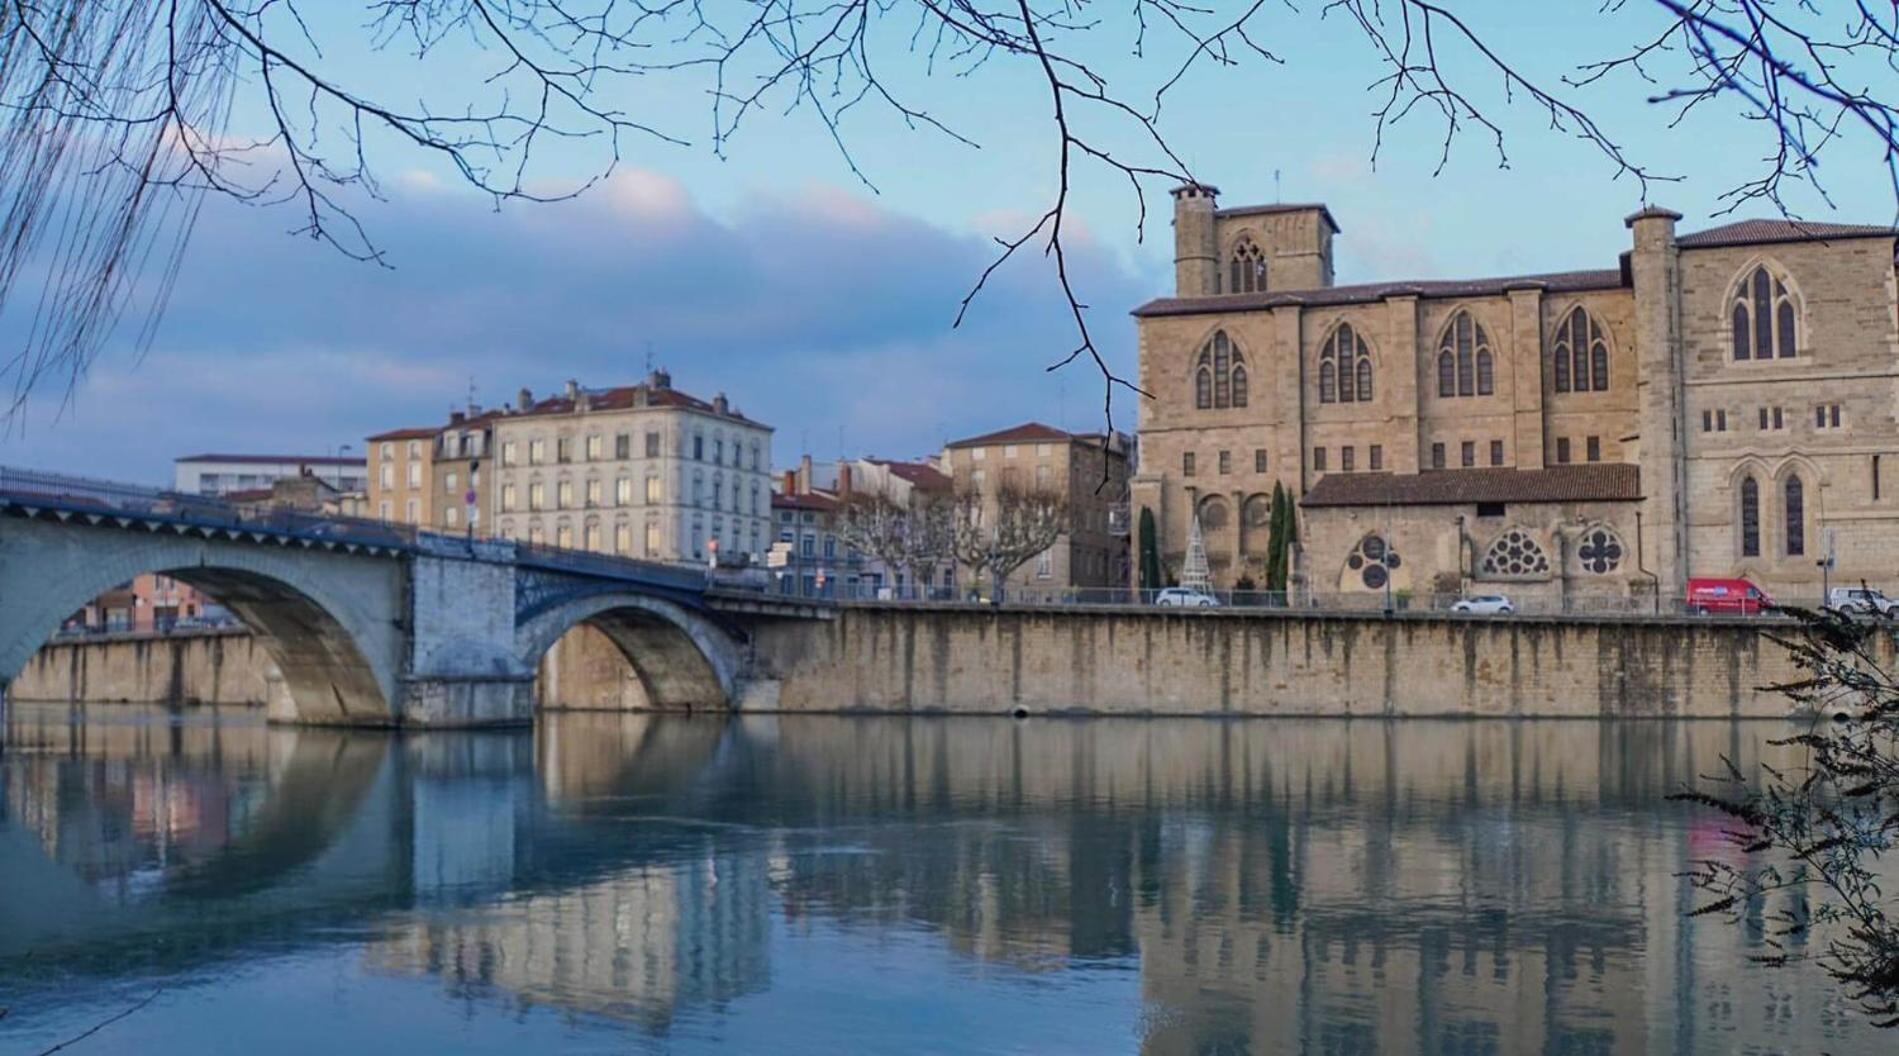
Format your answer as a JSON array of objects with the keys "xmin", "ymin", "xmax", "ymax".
[
  {"xmin": 1437, "ymin": 312, "xmax": 1493, "ymax": 397},
  {"xmin": 1229, "ymin": 239, "xmax": 1267, "ymax": 294},
  {"xmin": 1193, "ymin": 331, "xmax": 1249, "ymax": 410},
  {"xmin": 1319, "ymin": 323, "xmax": 1373, "ymax": 404},
  {"xmin": 1552, "ymin": 306, "xmax": 1610, "ymax": 393},
  {"xmin": 1731, "ymin": 265, "xmax": 1798, "ymax": 361},
  {"xmin": 1345, "ymin": 535, "xmax": 1402, "ymax": 591},
  {"xmin": 1578, "ymin": 528, "xmax": 1625, "ymax": 574},
  {"xmin": 1481, "ymin": 529, "xmax": 1552, "ymax": 579}
]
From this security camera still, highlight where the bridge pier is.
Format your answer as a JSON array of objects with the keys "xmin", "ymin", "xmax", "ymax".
[{"xmin": 400, "ymin": 675, "xmax": 536, "ymax": 728}]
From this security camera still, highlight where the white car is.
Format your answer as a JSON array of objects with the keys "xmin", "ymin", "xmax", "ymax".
[
  {"xmin": 1828, "ymin": 586, "xmax": 1897, "ymax": 616},
  {"xmin": 1156, "ymin": 587, "xmax": 1221, "ymax": 608},
  {"xmin": 1452, "ymin": 594, "xmax": 1516, "ymax": 615}
]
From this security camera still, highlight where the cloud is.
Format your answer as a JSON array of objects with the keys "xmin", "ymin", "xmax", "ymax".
[{"xmin": 0, "ymin": 168, "xmax": 1144, "ymax": 481}]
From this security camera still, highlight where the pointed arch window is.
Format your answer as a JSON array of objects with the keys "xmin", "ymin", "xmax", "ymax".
[
  {"xmin": 1731, "ymin": 265, "xmax": 1798, "ymax": 361},
  {"xmin": 1230, "ymin": 238, "xmax": 1267, "ymax": 294},
  {"xmin": 1553, "ymin": 307, "xmax": 1610, "ymax": 393},
  {"xmin": 1438, "ymin": 312, "xmax": 1492, "ymax": 398},
  {"xmin": 1784, "ymin": 476, "xmax": 1806, "ymax": 556},
  {"xmin": 1319, "ymin": 323, "xmax": 1373, "ymax": 404},
  {"xmin": 1193, "ymin": 331, "xmax": 1248, "ymax": 410},
  {"xmin": 1740, "ymin": 476, "xmax": 1761, "ymax": 558}
]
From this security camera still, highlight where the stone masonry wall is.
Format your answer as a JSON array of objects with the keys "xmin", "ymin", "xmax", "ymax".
[{"xmin": 750, "ymin": 605, "xmax": 1888, "ymax": 718}]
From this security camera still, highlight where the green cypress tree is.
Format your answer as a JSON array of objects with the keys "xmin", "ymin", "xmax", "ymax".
[
  {"xmin": 1265, "ymin": 483, "xmax": 1288, "ymax": 595},
  {"xmin": 1138, "ymin": 507, "xmax": 1162, "ymax": 593}
]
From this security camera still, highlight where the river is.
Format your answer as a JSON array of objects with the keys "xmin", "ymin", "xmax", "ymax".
[{"xmin": 0, "ymin": 703, "xmax": 1884, "ymax": 1054}]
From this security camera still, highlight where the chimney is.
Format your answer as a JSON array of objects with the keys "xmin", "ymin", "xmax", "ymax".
[
  {"xmin": 782, "ymin": 469, "xmax": 798, "ymax": 496},
  {"xmin": 713, "ymin": 392, "xmax": 729, "ymax": 416},
  {"xmin": 517, "ymin": 387, "xmax": 534, "ymax": 412},
  {"xmin": 449, "ymin": 410, "xmax": 466, "ymax": 425},
  {"xmin": 649, "ymin": 368, "xmax": 672, "ymax": 390},
  {"xmin": 577, "ymin": 391, "xmax": 591, "ymax": 413},
  {"xmin": 564, "ymin": 379, "xmax": 580, "ymax": 402},
  {"xmin": 799, "ymin": 454, "xmax": 814, "ymax": 495},
  {"xmin": 838, "ymin": 462, "xmax": 854, "ymax": 497}
]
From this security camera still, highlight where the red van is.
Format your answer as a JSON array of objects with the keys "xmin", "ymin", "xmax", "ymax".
[{"xmin": 1686, "ymin": 578, "xmax": 1774, "ymax": 615}]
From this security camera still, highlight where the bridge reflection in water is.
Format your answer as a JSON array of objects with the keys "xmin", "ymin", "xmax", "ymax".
[{"xmin": 0, "ymin": 707, "xmax": 1881, "ymax": 1055}]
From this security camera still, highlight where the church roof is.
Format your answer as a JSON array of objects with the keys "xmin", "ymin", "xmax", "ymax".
[
  {"xmin": 1301, "ymin": 464, "xmax": 1642, "ymax": 508},
  {"xmin": 1132, "ymin": 269, "xmax": 1625, "ymax": 318},
  {"xmin": 1676, "ymin": 219, "xmax": 1899, "ymax": 249}
]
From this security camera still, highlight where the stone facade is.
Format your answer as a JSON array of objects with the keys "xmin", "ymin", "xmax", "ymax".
[
  {"xmin": 1131, "ymin": 185, "xmax": 1899, "ymax": 606},
  {"xmin": 940, "ymin": 422, "xmax": 1132, "ymax": 594},
  {"xmin": 492, "ymin": 371, "xmax": 775, "ymax": 564}
]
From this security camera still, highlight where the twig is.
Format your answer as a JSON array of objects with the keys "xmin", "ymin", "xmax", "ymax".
[{"xmin": 35, "ymin": 989, "xmax": 163, "ymax": 1056}]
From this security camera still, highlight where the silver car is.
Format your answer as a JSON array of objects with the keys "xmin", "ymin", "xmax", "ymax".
[
  {"xmin": 1452, "ymin": 594, "xmax": 1515, "ymax": 615},
  {"xmin": 1156, "ymin": 587, "xmax": 1221, "ymax": 608}
]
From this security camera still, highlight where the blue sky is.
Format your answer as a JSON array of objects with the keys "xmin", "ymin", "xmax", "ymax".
[{"xmin": 2, "ymin": 1, "xmax": 1893, "ymax": 484}]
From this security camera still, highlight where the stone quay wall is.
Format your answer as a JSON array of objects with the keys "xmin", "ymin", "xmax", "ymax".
[
  {"xmin": 10, "ymin": 609, "xmax": 1883, "ymax": 719},
  {"xmin": 749, "ymin": 605, "xmax": 1880, "ymax": 719}
]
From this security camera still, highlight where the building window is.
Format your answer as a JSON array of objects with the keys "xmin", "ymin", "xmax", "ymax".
[
  {"xmin": 1740, "ymin": 476, "xmax": 1761, "ymax": 557},
  {"xmin": 379, "ymin": 464, "xmax": 394, "ymax": 489},
  {"xmin": 584, "ymin": 523, "xmax": 602, "ymax": 552},
  {"xmin": 501, "ymin": 484, "xmax": 517, "ymax": 512},
  {"xmin": 557, "ymin": 438, "xmax": 574, "ymax": 463},
  {"xmin": 1578, "ymin": 528, "xmax": 1625, "ymax": 574},
  {"xmin": 404, "ymin": 498, "xmax": 419, "ymax": 524},
  {"xmin": 1731, "ymin": 264, "xmax": 1798, "ymax": 360},
  {"xmin": 1552, "ymin": 306, "xmax": 1610, "ymax": 393},
  {"xmin": 1313, "ymin": 447, "xmax": 1327, "ymax": 472},
  {"xmin": 1345, "ymin": 535, "xmax": 1400, "ymax": 590},
  {"xmin": 1785, "ymin": 476, "xmax": 1806, "ymax": 556},
  {"xmin": 1218, "ymin": 450, "xmax": 1232, "ymax": 475},
  {"xmin": 1319, "ymin": 323, "xmax": 1373, "ymax": 404},
  {"xmin": 1035, "ymin": 548, "xmax": 1054, "ymax": 579},
  {"xmin": 1586, "ymin": 436, "xmax": 1601, "ymax": 462},
  {"xmin": 586, "ymin": 434, "xmax": 603, "ymax": 460},
  {"xmin": 1490, "ymin": 440, "xmax": 1504, "ymax": 467},
  {"xmin": 1431, "ymin": 443, "xmax": 1446, "ymax": 470},
  {"xmin": 407, "ymin": 440, "xmax": 421, "ymax": 458},
  {"xmin": 645, "ymin": 521, "xmax": 662, "ymax": 555},
  {"xmin": 1460, "ymin": 441, "xmax": 1475, "ymax": 468},
  {"xmin": 1369, "ymin": 445, "xmax": 1383, "ymax": 471},
  {"xmin": 616, "ymin": 477, "xmax": 632, "ymax": 505},
  {"xmin": 557, "ymin": 524, "xmax": 574, "ymax": 549},
  {"xmin": 1193, "ymin": 331, "xmax": 1249, "ymax": 410},
  {"xmin": 693, "ymin": 435, "xmax": 705, "ymax": 460},
  {"xmin": 1437, "ymin": 311, "xmax": 1493, "ymax": 398},
  {"xmin": 614, "ymin": 523, "xmax": 631, "ymax": 554},
  {"xmin": 1815, "ymin": 403, "xmax": 1843, "ymax": 429},
  {"xmin": 1875, "ymin": 454, "xmax": 1884, "ymax": 502},
  {"xmin": 646, "ymin": 432, "xmax": 661, "ymax": 458},
  {"xmin": 585, "ymin": 479, "xmax": 602, "ymax": 507},
  {"xmin": 1183, "ymin": 452, "xmax": 1196, "ymax": 477},
  {"xmin": 443, "ymin": 471, "xmax": 459, "ymax": 494},
  {"xmin": 1341, "ymin": 446, "xmax": 1356, "ymax": 472},
  {"xmin": 645, "ymin": 476, "xmax": 662, "ymax": 504},
  {"xmin": 557, "ymin": 480, "xmax": 574, "ymax": 509},
  {"xmin": 1229, "ymin": 238, "xmax": 1266, "ymax": 293},
  {"xmin": 615, "ymin": 434, "xmax": 631, "ymax": 460},
  {"xmin": 1556, "ymin": 438, "xmax": 1572, "ymax": 464},
  {"xmin": 1481, "ymin": 528, "xmax": 1552, "ymax": 579},
  {"xmin": 528, "ymin": 523, "xmax": 545, "ymax": 545},
  {"xmin": 529, "ymin": 482, "xmax": 545, "ymax": 511},
  {"xmin": 1254, "ymin": 449, "xmax": 1269, "ymax": 473},
  {"xmin": 381, "ymin": 443, "xmax": 394, "ymax": 462},
  {"xmin": 529, "ymin": 439, "xmax": 545, "ymax": 465},
  {"xmin": 502, "ymin": 442, "xmax": 518, "ymax": 466},
  {"xmin": 407, "ymin": 463, "xmax": 421, "ymax": 488}
]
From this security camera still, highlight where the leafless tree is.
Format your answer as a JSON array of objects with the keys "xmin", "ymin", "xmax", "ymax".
[
  {"xmin": 6, "ymin": 1, "xmax": 1899, "ymax": 425},
  {"xmin": 952, "ymin": 481, "xmax": 1067, "ymax": 599},
  {"xmin": 832, "ymin": 487, "xmax": 955, "ymax": 596}
]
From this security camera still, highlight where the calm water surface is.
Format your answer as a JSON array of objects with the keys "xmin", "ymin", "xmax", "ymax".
[{"xmin": 0, "ymin": 705, "xmax": 1883, "ymax": 1055}]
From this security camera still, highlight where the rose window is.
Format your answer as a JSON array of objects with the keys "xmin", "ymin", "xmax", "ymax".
[
  {"xmin": 1579, "ymin": 529, "xmax": 1625, "ymax": 574},
  {"xmin": 1345, "ymin": 535, "xmax": 1401, "ymax": 590},
  {"xmin": 1481, "ymin": 529, "xmax": 1551, "ymax": 579}
]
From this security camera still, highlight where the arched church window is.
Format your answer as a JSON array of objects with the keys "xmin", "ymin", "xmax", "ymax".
[
  {"xmin": 1481, "ymin": 529, "xmax": 1551, "ymax": 579},
  {"xmin": 1784, "ymin": 476, "xmax": 1805, "ymax": 556},
  {"xmin": 1578, "ymin": 528, "xmax": 1625, "ymax": 574},
  {"xmin": 1731, "ymin": 265, "xmax": 1798, "ymax": 361},
  {"xmin": 1438, "ymin": 312, "xmax": 1491, "ymax": 398},
  {"xmin": 1193, "ymin": 331, "xmax": 1248, "ymax": 410},
  {"xmin": 1320, "ymin": 323, "xmax": 1373, "ymax": 405},
  {"xmin": 1740, "ymin": 476, "xmax": 1761, "ymax": 558},
  {"xmin": 1230, "ymin": 239, "xmax": 1267, "ymax": 294},
  {"xmin": 1553, "ymin": 307, "xmax": 1611, "ymax": 393}
]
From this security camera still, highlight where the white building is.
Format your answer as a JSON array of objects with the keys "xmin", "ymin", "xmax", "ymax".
[
  {"xmin": 490, "ymin": 371, "xmax": 774, "ymax": 564},
  {"xmin": 173, "ymin": 453, "xmax": 368, "ymax": 497}
]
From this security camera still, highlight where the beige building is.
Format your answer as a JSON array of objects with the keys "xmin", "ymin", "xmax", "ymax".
[
  {"xmin": 491, "ymin": 371, "xmax": 774, "ymax": 562},
  {"xmin": 366, "ymin": 426, "xmax": 441, "ymax": 527},
  {"xmin": 941, "ymin": 422, "xmax": 1132, "ymax": 595},
  {"xmin": 1131, "ymin": 182, "xmax": 1899, "ymax": 605}
]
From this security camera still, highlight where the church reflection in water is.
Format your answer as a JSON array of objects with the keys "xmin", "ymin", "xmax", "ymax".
[{"xmin": 0, "ymin": 706, "xmax": 1879, "ymax": 1054}]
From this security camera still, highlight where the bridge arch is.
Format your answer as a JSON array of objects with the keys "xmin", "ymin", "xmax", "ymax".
[
  {"xmin": 0, "ymin": 517, "xmax": 405, "ymax": 724},
  {"xmin": 516, "ymin": 593, "xmax": 743, "ymax": 711}
]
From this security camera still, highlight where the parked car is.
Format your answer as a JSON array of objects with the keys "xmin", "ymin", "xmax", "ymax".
[
  {"xmin": 1828, "ymin": 586, "xmax": 1897, "ymax": 616},
  {"xmin": 1686, "ymin": 577, "xmax": 1773, "ymax": 615},
  {"xmin": 1156, "ymin": 587, "xmax": 1221, "ymax": 608},
  {"xmin": 1451, "ymin": 594, "xmax": 1515, "ymax": 615}
]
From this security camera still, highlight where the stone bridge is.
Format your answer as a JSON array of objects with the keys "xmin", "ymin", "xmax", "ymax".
[{"xmin": 0, "ymin": 471, "xmax": 828, "ymax": 727}]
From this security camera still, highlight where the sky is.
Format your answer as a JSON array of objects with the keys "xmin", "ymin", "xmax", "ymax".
[{"xmin": 2, "ymin": 0, "xmax": 1895, "ymax": 485}]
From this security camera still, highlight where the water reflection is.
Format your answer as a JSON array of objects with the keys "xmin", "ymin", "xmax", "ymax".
[{"xmin": 0, "ymin": 706, "xmax": 1880, "ymax": 1055}]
